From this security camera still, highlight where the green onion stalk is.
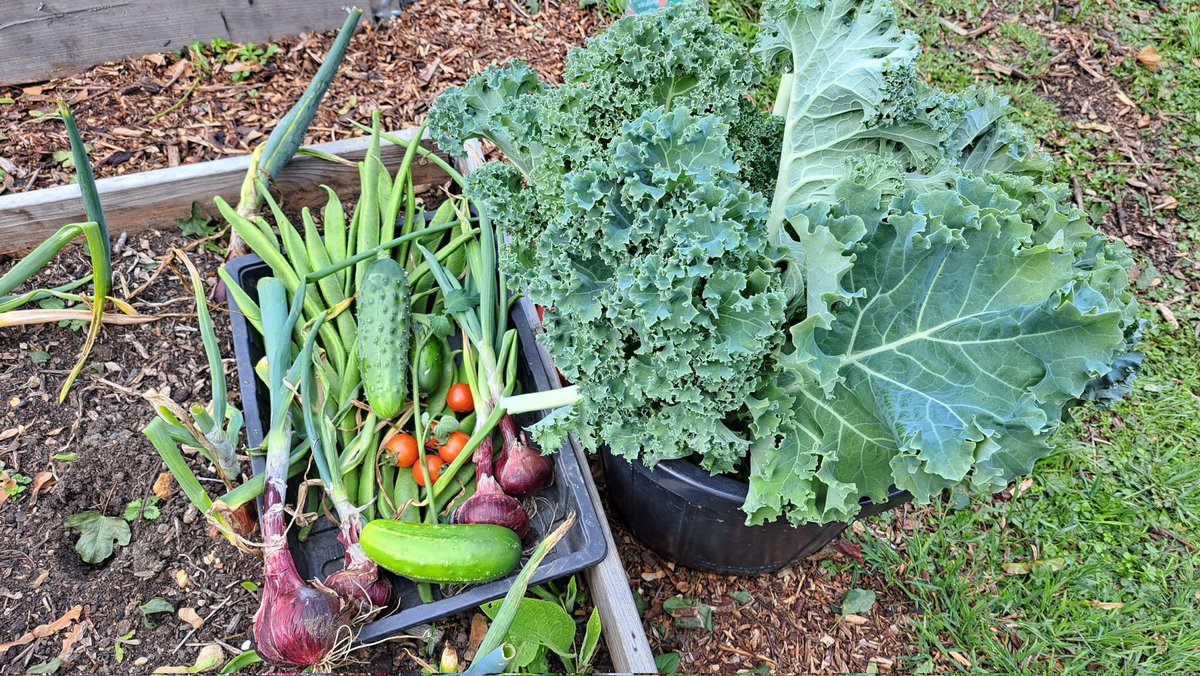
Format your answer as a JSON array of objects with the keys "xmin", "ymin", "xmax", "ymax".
[
  {"xmin": 0, "ymin": 103, "xmax": 111, "ymax": 402},
  {"xmin": 252, "ymin": 277, "xmax": 352, "ymax": 668},
  {"xmin": 417, "ymin": 202, "xmax": 579, "ymax": 536},
  {"xmin": 295, "ymin": 307, "xmax": 393, "ymax": 617},
  {"xmin": 225, "ymin": 7, "xmax": 363, "ymax": 261},
  {"xmin": 463, "ymin": 512, "xmax": 577, "ymax": 674},
  {"xmin": 139, "ymin": 249, "xmax": 257, "ymax": 542}
]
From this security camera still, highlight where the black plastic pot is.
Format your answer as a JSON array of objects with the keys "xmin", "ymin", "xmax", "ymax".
[
  {"xmin": 602, "ymin": 449, "xmax": 911, "ymax": 575},
  {"xmin": 225, "ymin": 254, "xmax": 606, "ymax": 643}
]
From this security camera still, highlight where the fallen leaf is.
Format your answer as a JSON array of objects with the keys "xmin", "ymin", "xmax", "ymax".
[
  {"xmin": 948, "ymin": 650, "xmax": 973, "ymax": 668},
  {"xmin": 152, "ymin": 472, "xmax": 174, "ymax": 500},
  {"xmin": 1153, "ymin": 195, "xmax": 1179, "ymax": 211},
  {"xmin": 1114, "ymin": 89, "xmax": 1137, "ymax": 108},
  {"xmin": 829, "ymin": 540, "xmax": 864, "ymax": 564},
  {"xmin": 641, "ymin": 569, "xmax": 665, "ymax": 581},
  {"xmin": 1076, "ymin": 121, "xmax": 1116, "ymax": 134},
  {"xmin": 841, "ymin": 588, "xmax": 877, "ymax": 615},
  {"xmin": 175, "ymin": 569, "xmax": 190, "ymax": 588},
  {"xmin": 1085, "ymin": 600, "xmax": 1124, "ymax": 610},
  {"xmin": 1155, "ymin": 303, "xmax": 1179, "ymax": 329},
  {"xmin": 1136, "ymin": 45, "xmax": 1162, "ymax": 71},
  {"xmin": 58, "ymin": 622, "xmax": 83, "ymax": 660},
  {"xmin": 464, "ymin": 612, "xmax": 489, "ymax": 660},
  {"xmin": 0, "ymin": 426, "xmax": 23, "ymax": 441},
  {"xmin": 842, "ymin": 613, "xmax": 869, "ymax": 625},
  {"xmin": 178, "ymin": 607, "xmax": 204, "ymax": 630},
  {"xmin": 1003, "ymin": 557, "xmax": 1065, "ymax": 575},
  {"xmin": 29, "ymin": 471, "xmax": 56, "ymax": 505},
  {"xmin": 153, "ymin": 643, "xmax": 223, "ymax": 674},
  {"xmin": 0, "ymin": 605, "xmax": 82, "ymax": 653}
]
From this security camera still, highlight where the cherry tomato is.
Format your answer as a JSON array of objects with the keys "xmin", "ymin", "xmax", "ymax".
[
  {"xmin": 447, "ymin": 382, "xmax": 474, "ymax": 413},
  {"xmin": 439, "ymin": 430, "xmax": 471, "ymax": 464},
  {"xmin": 385, "ymin": 434, "xmax": 419, "ymax": 468},
  {"xmin": 413, "ymin": 455, "xmax": 444, "ymax": 487}
]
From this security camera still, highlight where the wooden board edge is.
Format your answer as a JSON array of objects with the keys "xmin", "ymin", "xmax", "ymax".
[
  {"xmin": 0, "ymin": 127, "xmax": 447, "ymax": 255},
  {"xmin": 512, "ymin": 297, "xmax": 658, "ymax": 674}
]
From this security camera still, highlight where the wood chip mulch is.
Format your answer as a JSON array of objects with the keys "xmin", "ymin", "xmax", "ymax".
[
  {"xmin": 613, "ymin": 516, "xmax": 914, "ymax": 674},
  {"xmin": 0, "ymin": 0, "xmax": 605, "ymax": 195}
]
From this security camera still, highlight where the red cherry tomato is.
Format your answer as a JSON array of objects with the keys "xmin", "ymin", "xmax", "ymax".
[
  {"xmin": 413, "ymin": 455, "xmax": 444, "ymax": 487},
  {"xmin": 439, "ymin": 430, "xmax": 471, "ymax": 464},
  {"xmin": 446, "ymin": 382, "xmax": 474, "ymax": 414},
  {"xmin": 385, "ymin": 434, "xmax": 419, "ymax": 468}
]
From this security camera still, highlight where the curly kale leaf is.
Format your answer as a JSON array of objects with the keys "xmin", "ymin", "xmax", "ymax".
[
  {"xmin": 524, "ymin": 107, "xmax": 786, "ymax": 472},
  {"xmin": 563, "ymin": 1, "xmax": 759, "ymax": 139},
  {"xmin": 728, "ymin": 98, "xmax": 785, "ymax": 197},
  {"xmin": 427, "ymin": 60, "xmax": 547, "ymax": 175},
  {"xmin": 746, "ymin": 171, "xmax": 1139, "ymax": 524}
]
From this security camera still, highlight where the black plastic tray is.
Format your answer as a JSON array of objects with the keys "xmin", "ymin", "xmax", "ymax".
[{"xmin": 225, "ymin": 254, "xmax": 607, "ymax": 643}]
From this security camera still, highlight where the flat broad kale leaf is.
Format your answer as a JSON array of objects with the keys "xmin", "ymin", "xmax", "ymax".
[
  {"xmin": 746, "ymin": 170, "xmax": 1138, "ymax": 524},
  {"xmin": 757, "ymin": 0, "xmax": 942, "ymax": 229}
]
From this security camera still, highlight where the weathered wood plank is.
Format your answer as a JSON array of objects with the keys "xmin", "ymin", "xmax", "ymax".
[
  {"xmin": 513, "ymin": 297, "xmax": 658, "ymax": 674},
  {"xmin": 0, "ymin": 129, "xmax": 453, "ymax": 255},
  {"xmin": 0, "ymin": 0, "xmax": 356, "ymax": 86}
]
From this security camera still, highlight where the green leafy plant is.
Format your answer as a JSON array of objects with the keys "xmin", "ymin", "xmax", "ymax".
[
  {"xmin": 1, "ymin": 462, "xmax": 32, "ymax": 500},
  {"xmin": 64, "ymin": 510, "xmax": 131, "ymax": 563},
  {"xmin": 124, "ymin": 496, "xmax": 161, "ymax": 521},
  {"xmin": 428, "ymin": 0, "xmax": 1140, "ymax": 525},
  {"xmin": 140, "ymin": 597, "xmax": 174, "ymax": 627}
]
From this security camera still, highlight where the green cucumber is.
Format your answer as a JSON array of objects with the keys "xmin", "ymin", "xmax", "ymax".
[
  {"xmin": 416, "ymin": 339, "xmax": 443, "ymax": 392},
  {"xmin": 361, "ymin": 520, "xmax": 522, "ymax": 584},
  {"xmin": 357, "ymin": 257, "xmax": 410, "ymax": 418}
]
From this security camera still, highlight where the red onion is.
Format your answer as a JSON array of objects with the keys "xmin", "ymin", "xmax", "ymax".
[
  {"xmin": 453, "ymin": 473, "xmax": 530, "ymax": 538},
  {"xmin": 452, "ymin": 432, "xmax": 530, "ymax": 537},
  {"xmin": 323, "ymin": 521, "xmax": 393, "ymax": 615},
  {"xmin": 253, "ymin": 477, "xmax": 351, "ymax": 666},
  {"xmin": 495, "ymin": 415, "xmax": 554, "ymax": 497}
]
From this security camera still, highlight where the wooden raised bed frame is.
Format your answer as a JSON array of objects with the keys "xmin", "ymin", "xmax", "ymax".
[{"xmin": 0, "ymin": 127, "xmax": 656, "ymax": 672}]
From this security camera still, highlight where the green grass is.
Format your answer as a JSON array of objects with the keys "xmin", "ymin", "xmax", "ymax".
[{"xmin": 697, "ymin": 0, "xmax": 1200, "ymax": 669}]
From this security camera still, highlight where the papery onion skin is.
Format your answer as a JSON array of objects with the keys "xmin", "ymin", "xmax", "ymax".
[
  {"xmin": 452, "ymin": 474, "xmax": 530, "ymax": 538},
  {"xmin": 324, "ymin": 523, "xmax": 394, "ymax": 615},
  {"xmin": 495, "ymin": 414, "xmax": 554, "ymax": 498}
]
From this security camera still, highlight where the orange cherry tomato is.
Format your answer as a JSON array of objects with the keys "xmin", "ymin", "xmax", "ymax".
[
  {"xmin": 413, "ymin": 455, "xmax": 444, "ymax": 487},
  {"xmin": 446, "ymin": 382, "xmax": 474, "ymax": 414},
  {"xmin": 385, "ymin": 434, "xmax": 419, "ymax": 468},
  {"xmin": 439, "ymin": 430, "xmax": 471, "ymax": 464}
]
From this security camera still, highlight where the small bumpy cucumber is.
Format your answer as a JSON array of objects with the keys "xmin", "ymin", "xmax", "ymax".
[
  {"xmin": 415, "ymin": 340, "xmax": 444, "ymax": 392},
  {"xmin": 357, "ymin": 257, "xmax": 410, "ymax": 419},
  {"xmin": 360, "ymin": 520, "xmax": 522, "ymax": 584}
]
